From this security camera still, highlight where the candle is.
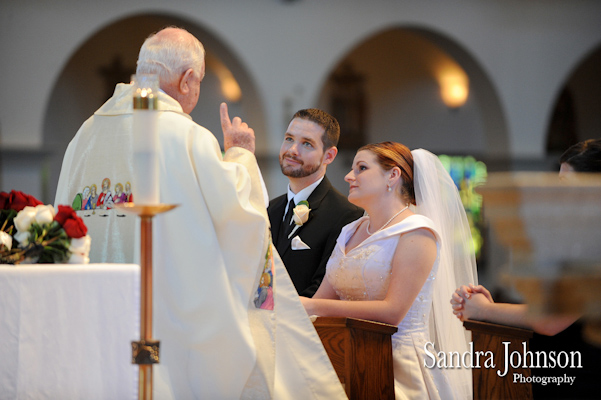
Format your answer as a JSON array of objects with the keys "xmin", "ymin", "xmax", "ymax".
[{"xmin": 132, "ymin": 74, "xmax": 159, "ymax": 205}]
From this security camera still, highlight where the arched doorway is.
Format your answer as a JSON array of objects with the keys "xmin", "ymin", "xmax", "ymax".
[
  {"xmin": 546, "ymin": 44, "xmax": 601, "ymax": 168},
  {"xmin": 317, "ymin": 26, "xmax": 509, "ymax": 178},
  {"xmin": 42, "ymin": 13, "xmax": 266, "ymax": 202}
]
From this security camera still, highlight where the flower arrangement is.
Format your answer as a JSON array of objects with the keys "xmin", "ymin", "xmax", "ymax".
[
  {"xmin": 288, "ymin": 200, "xmax": 311, "ymax": 239},
  {"xmin": 0, "ymin": 190, "xmax": 91, "ymax": 265}
]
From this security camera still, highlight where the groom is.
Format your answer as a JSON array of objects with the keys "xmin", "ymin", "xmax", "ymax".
[{"xmin": 268, "ymin": 109, "xmax": 363, "ymax": 297}]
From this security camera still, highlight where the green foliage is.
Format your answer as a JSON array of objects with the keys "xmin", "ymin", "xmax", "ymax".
[
  {"xmin": 1, "ymin": 221, "xmax": 72, "ymax": 264},
  {"xmin": 25, "ymin": 221, "xmax": 71, "ymax": 264},
  {"xmin": 0, "ymin": 209, "xmax": 17, "ymax": 233}
]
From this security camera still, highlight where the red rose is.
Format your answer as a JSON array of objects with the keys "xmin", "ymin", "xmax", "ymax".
[
  {"xmin": 54, "ymin": 205, "xmax": 88, "ymax": 238},
  {"xmin": 2, "ymin": 190, "xmax": 42, "ymax": 211},
  {"xmin": 10, "ymin": 191, "xmax": 29, "ymax": 211},
  {"xmin": 54, "ymin": 205, "xmax": 77, "ymax": 226},
  {"xmin": 0, "ymin": 192, "xmax": 9, "ymax": 209},
  {"xmin": 62, "ymin": 218, "xmax": 88, "ymax": 238},
  {"xmin": 25, "ymin": 193, "xmax": 43, "ymax": 208}
]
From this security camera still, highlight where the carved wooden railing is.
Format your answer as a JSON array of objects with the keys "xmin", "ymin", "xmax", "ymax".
[
  {"xmin": 464, "ymin": 320, "xmax": 534, "ymax": 400},
  {"xmin": 313, "ymin": 317, "xmax": 398, "ymax": 400}
]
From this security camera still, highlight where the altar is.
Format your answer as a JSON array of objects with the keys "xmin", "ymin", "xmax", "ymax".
[{"xmin": 0, "ymin": 264, "xmax": 140, "ymax": 399}]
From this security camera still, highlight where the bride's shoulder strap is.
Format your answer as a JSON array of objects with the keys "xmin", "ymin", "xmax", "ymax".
[{"xmin": 388, "ymin": 214, "xmax": 440, "ymax": 243}]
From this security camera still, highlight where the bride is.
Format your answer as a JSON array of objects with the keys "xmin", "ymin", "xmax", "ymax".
[{"xmin": 301, "ymin": 142, "xmax": 477, "ymax": 399}]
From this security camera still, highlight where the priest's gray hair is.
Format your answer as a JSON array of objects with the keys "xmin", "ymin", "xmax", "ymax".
[{"xmin": 136, "ymin": 26, "xmax": 205, "ymax": 85}]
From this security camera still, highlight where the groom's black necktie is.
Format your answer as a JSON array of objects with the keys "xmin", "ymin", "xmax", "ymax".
[{"xmin": 278, "ymin": 198, "xmax": 295, "ymax": 247}]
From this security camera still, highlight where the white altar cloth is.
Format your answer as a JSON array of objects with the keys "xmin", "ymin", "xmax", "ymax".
[{"xmin": 0, "ymin": 264, "xmax": 140, "ymax": 400}]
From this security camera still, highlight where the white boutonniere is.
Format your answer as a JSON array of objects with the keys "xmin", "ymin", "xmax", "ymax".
[{"xmin": 288, "ymin": 200, "xmax": 311, "ymax": 239}]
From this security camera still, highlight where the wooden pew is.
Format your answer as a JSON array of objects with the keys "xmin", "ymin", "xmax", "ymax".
[
  {"xmin": 313, "ymin": 316, "xmax": 534, "ymax": 399},
  {"xmin": 464, "ymin": 320, "xmax": 534, "ymax": 400},
  {"xmin": 313, "ymin": 317, "xmax": 398, "ymax": 400}
]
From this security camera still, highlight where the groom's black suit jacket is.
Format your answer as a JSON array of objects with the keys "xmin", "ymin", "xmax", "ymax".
[{"xmin": 268, "ymin": 176, "xmax": 364, "ymax": 297}]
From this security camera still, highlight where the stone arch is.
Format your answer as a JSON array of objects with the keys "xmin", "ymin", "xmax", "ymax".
[
  {"xmin": 42, "ymin": 13, "xmax": 266, "ymax": 202},
  {"xmin": 316, "ymin": 25, "xmax": 509, "ymax": 181}
]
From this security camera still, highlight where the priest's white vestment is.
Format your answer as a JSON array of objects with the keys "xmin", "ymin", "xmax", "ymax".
[{"xmin": 55, "ymin": 83, "xmax": 345, "ymax": 399}]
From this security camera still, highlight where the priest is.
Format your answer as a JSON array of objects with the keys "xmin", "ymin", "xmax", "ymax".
[{"xmin": 55, "ymin": 27, "xmax": 345, "ymax": 399}]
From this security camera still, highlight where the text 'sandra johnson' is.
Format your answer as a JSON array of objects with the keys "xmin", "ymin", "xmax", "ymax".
[{"xmin": 424, "ymin": 341, "xmax": 582, "ymax": 378}]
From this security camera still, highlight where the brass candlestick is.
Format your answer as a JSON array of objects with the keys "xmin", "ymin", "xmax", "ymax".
[{"xmin": 116, "ymin": 203, "xmax": 178, "ymax": 400}]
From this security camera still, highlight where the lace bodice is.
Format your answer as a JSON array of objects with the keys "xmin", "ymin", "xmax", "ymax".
[{"xmin": 325, "ymin": 214, "xmax": 440, "ymax": 332}]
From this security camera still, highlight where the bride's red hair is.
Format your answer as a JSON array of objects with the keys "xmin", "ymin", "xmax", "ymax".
[{"xmin": 358, "ymin": 141, "xmax": 416, "ymax": 205}]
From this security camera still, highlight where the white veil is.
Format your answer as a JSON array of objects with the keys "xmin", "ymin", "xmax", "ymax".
[{"xmin": 411, "ymin": 149, "xmax": 478, "ymax": 400}]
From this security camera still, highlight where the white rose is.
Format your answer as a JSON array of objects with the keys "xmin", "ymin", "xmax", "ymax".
[
  {"xmin": 34, "ymin": 204, "xmax": 56, "ymax": 225},
  {"xmin": 68, "ymin": 235, "xmax": 91, "ymax": 264},
  {"xmin": 68, "ymin": 253, "xmax": 90, "ymax": 264},
  {"xmin": 69, "ymin": 235, "xmax": 92, "ymax": 256},
  {"xmin": 14, "ymin": 230, "xmax": 31, "ymax": 247},
  {"xmin": 292, "ymin": 204, "xmax": 311, "ymax": 225},
  {"xmin": 13, "ymin": 206, "xmax": 37, "ymax": 233},
  {"xmin": 0, "ymin": 231, "xmax": 13, "ymax": 250}
]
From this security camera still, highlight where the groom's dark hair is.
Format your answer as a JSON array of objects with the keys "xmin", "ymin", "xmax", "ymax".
[{"xmin": 291, "ymin": 108, "xmax": 340, "ymax": 150}]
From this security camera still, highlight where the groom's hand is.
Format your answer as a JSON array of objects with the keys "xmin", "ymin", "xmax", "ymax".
[{"xmin": 220, "ymin": 102, "xmax": 255, "ymax": 153}]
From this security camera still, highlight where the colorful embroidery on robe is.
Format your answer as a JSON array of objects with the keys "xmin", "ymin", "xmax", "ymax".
[
  {"xmin": 254, "ymin": 241, "xmax": 275, "ymax": 310},
  {"xmin": 71, "ymin": 178, "xmax": 133, "ymax": 218}
]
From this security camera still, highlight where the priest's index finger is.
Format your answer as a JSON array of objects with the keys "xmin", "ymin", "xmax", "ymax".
[{"xmin": 220, "ymin": 102, "xmax": 231, "ymax": 130}]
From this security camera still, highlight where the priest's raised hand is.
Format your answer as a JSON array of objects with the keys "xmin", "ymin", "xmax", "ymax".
[{"xmin": 220, "ymin": 102, "xmax": 255, "ymax": 154}]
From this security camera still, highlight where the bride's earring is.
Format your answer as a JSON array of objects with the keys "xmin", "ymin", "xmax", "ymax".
[{"xmin": 387, "ymin": 184, "xmax": 392, "ymax": 192}]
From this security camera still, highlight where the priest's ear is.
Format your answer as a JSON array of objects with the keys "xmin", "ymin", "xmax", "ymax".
[
  {"xmin": 178, "ymin": 68, "xmax": 195, "ymax": 94},
  {"xmin": 322, "ymin": 146, "xmax": 338, "ymax": 166}
]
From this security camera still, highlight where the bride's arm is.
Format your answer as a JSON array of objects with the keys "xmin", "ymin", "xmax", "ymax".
[
  {"xmin": 298, "ymin": 264, "xmax": 338, "ymax": 306},
  {"xmin": 310, "ymin": 274, "xmax": 339, "ymax": 299},
  {"xmin": 301, "ymin": 228, "xmax": 437, "ymax": 326}
]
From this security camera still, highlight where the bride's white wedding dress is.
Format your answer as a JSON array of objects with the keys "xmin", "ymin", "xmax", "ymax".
[{"xmin": 325, "ymin": 214, "xmax": 454, "ymax": 400}]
